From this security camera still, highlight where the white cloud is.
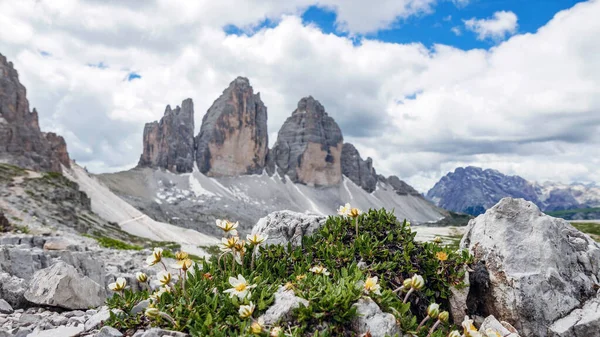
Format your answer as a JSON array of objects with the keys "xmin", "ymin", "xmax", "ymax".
[
  {"xmin": 452, "ymin": 0, "xmax": 470, "ymax": 8},
  {"xmin": 0, "ymin": 0, "xmax": 599, "ymax": 193},
  {"xmin": 451, "ymin": 26, "xmax": 462, "ymax": 35},
  {"xmin": 464, "ymin": 10, "xmax": 518, "ymax": 41}
]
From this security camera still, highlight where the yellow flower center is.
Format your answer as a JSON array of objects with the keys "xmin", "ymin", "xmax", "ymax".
[
  {"xmin": 235, "ymin": 283, "xmax": 248, "ymax": 292},
  {"xmin": 436, "ymin": 252, "xmax": 448, "ymax": 261},
  {"xmin": 365, "ymin": 279, "xmax": 376, "ymax": 290}
]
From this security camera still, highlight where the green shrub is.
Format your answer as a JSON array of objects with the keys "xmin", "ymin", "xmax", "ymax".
[
  {"xmin": 106, "ymin": 208, "xmax": 472, "ymax": 336},
  {"xmin": 86, "ymin": 235, "xmax": 143, "ymax": 250}
]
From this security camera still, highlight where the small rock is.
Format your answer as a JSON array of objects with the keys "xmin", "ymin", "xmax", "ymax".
[
  {"xmin": 13, "ymin": 327, "xmax": 33, "ymax": 337},
  {"xmin": 96, "ymin": 326, "xmax": 124, "ymax": 337},
  {"xmin": 85, "ymin": 308, "xmax": 111, "ymax": 331},
  {"xmin": 351, "ymin": 297, "xmax": 401, "ymax": 337},
  {"xmin": 132, "ymin": 328, "xmax": 189, "ymax": 337},
  {"xmin": 24, "ymin": 262, "xmax": 105, "ymax": 310},
  {"xmin": 259, "ymin": 286, "xmax": 309, "ymax": 325},
  {"xmin": 27, "ymin": 325, "xmax": 84, "ymax": 337},
  {"xmin": 51, "ymin": 315, "xmax": 68, "ymax": 326},
  {"xmin": 479, "ymin": 315, "xmax": 519, "ymax": 336},
  {"xmin": 0, "ymin": 299, "xmax": 13, "ymax": 314},
  {"xmin": 131, "ymin": 300, "xmax": 150, "ymax": 315},
  {"xmin": 64, "ymin": 310, "xmax": 86, "ymax": 318},
  {"xmin": 18, "ymin": 313, "xmax": 39, "ymax": 326},
  {"xmin": 252, "ymin": 211, "xmax": 326, "ymax": 248},
  {"xmin": 549, "ymin": 294, "xmax": 600, "ymax": 337}
]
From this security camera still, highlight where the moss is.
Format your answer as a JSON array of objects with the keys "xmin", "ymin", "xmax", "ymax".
[{"xmin": 85, "ymin": 234, "xmax": 143, "ymax": 250}]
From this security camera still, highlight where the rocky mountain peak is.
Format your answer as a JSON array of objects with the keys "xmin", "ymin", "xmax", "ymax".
[
  {"xmin": 270, "ymin": 96, "xmax": 344, "ymax": 186},
  {"xmin": 137, "ymin": 98, "xmax": 195, "ymax": 173},
  {"xmin": 0, "ymin": 53, "xmax": 70, "ymax": 172},
  {"xmin": 195, "ymin": 77, "xmax": 268, "ymax": 176},
  {"xmin": 340, "ymin": 143, "xmax": 377, "ymax": 192}
]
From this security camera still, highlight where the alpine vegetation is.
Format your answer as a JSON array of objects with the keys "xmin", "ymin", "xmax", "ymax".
[{"xmin": 102, "ymin": 206, "xmax": 510, "ymax": 337}]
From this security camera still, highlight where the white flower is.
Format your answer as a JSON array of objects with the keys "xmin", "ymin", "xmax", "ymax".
[
  {"xmin": 219, "ymin": 236, "xmax": 239, "ymax": 252},
  {"xmin": 247, "ymin": 233, "xmax": 268, "ymax": 246},
  {"xmin": 337, "ymin": 203, "xmax": 351, "ymax": 216},
  {"xmin": 270, "ymin": 326, "xmax": 283, "ymax": 336},
  {"xmin": 448, "ymin": 331, "xmax": 462, "ymax": 337},
  {"xmin": 149, "ymin": 285, "xmax": 171, "ymax": 302},
  {"xmin": 216, "ymin": 219, "xmax": 238, "ymax": 236},
  {"xmin": 427, "ymin": 303, "xmax": 440, "ymax": 318},
  {"xmin": 410, "ymin": 274, "xmax": 425, "ymax": 290},
  {"xmin": 239, "ymin": 301, "xmax": 255, "ymax": 318},
  {"xmin": 223, "ymin": 274, "xmax": 256, "ymax": 300},
  {"xmin": 157, "ymin": 271, "xmax": 172, "ymax": 286},
  {"xmin": 484, "ymin": 329, "xmax": 502, "ymax": 337},
  {"xmin": 309, "ymin": 265, "xmax": 330, "ymax": 276},
  {"xmin": 146, "ymin": 247, "xmax": 163, "ymax": 266},
  {"xmin": 250, "ymin": 318, "xmax": 265, "ymax": 334},
  {"xmin": 463, "ymin": 316, "xmax": 482, "ymax": 337},
  {"xmin": 108, "ymin": 277, "xmax": 127, "ymax": 291},
  {"xmin": 357, "ymin": 276, "xmax": 381, "ymax": 295},
  {"xmin": 171, "ymin": 259, "xmax": 193, "ymax": 271},
  {"xmin": 135, "ymin": 272, "xmax": 148, "ymax": 283}
]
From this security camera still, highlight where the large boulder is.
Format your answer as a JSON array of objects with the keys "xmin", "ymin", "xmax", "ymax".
[
  {"xmin": 460, "ymin": 198, "xmax": 600, "ymax": 337},
  {"xmin": 137, "ymin": 99, "xmax": 195, "ymax": 173},
  {"xmin": 0, "ymin": 53, "xmax": 70, "ymax": 172},
  {"xmin": 252, "ymin": 210, "xmax": 326, "ymax": 247},
  {"xmin": 24, "ymin": 262, "xmax": 105, "ymax": 310},
  {"xmin": 195, "ymin": 77, "xmax": 268, "ymax": 177},
  {"xmin": 270, "ymin": 96, "xmax": 343, "ymax": 186}
]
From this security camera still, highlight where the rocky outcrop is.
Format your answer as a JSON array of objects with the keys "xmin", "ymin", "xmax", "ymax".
[
  {"xmin": 252, "ymin": 210, "xmax": 326, "ymax": 247},
  {"xmin": 380, "ymin": 175, "xmax": 421, "ymax": 196},
  {"xmin": 341, "ymin": 143, "xmax": 377, "ymax": 192},
  {"xmin": 460, "ymin": 198, "xmax": 600, "ymax": 337},
  {"xmin": 259, "ymin": 286, "xmax": 309, "ymax": 325},
  {"xmin": 138, "ymin": 99, "xmax": 195, "ymax": 173},
  {"xmin": 549, "ymin": 294, "xmax": 600, "ymax": 337},
  {"xmin": 351, "ymin": 297, "xmax": 401, "ymax": 337},
  {"xmin": 270, "ymin": 96, "xmax": 343, "ymax": 186},
  {"xmin": 195, "ymin": 77, "xmax": 268, "ymax": 176},
  {"xmin": 0, "ymin": 53, "xmax": 70, "ymax": 172}
]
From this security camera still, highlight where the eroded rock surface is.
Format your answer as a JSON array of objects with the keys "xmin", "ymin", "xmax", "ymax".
[
  {"xmin": 252, "ymin": 210, "xmax": 326, "ymax": 247},
  {"xmin": 460, "ymin": 198, "xmax": 600, "ymax": 337},
  {"xmin": 195, "ymin": 77, "xmax": 268, "ymax": 176},
  {"xmin": 270, "ymin": 96, "xmax": 343, "ymax": 186},
  {"xmin": 138, "ymin": 99, "xmax": 195, "ymax": 173},
  {"xmin": 341, "ymin": 143, "xmax": 377, "ymax": 193}
]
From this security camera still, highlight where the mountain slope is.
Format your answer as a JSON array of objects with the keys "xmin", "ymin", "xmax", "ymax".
[{"xmin": 427, "ymin": 166, "xmax": 600, "ymax": 216}]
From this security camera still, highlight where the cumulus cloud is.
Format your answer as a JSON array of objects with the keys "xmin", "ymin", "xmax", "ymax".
[
  {"xmin": 464, "ymin": 10, "xmax": 518, "ymax": 41},
  {"xmin": 0, "ymin": 0, "xmax": 599, "ymax": 193},
  {"xmin": 451, "ymin": 26, "xmax": 462, "ymax": 35}
]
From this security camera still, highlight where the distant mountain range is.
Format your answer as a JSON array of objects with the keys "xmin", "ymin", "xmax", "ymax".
[{"xmin": 426, "ymin": 166, "xmax": 600, "ymax": 219}]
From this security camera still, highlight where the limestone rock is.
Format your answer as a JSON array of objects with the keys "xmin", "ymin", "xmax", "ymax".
[
  {"xmin": 351, "ymin": 297, "xmax": 401, "ymax": 337},
  {"xmin": 0, "ymin": 246, "xmax": 49, "ymax": 280},
  {"xmin": 259, "ymin": 286, "xmax": 309, "ymax": 325},
  {"xmin": 340, "ymin": 143, "xmax": 377, "ymax": 192},
  {"xmin": 138, "ymin": 99, "xmax": 195, "ymax": 173},
  {"xmin": 0, "ymin": 272, "xmax": 27, "ymax": 307},
  {"xmin": 0, "ymin": 53, "xmax": 70, "ymax": 172},
  {"xmin": 460, "ymin": 198, "xmax": 600, "ymax": 337},
  {"xmin": 549, "ymin": 294, "xmax": 600, "ymax": 337},
  {"xmin": 0, "ymin": 298, "xmax": 13, "ymax": 314},
  {"xmin": 84, "ymin": 307, "xmax": 111, "ymax": 331},
  {"xmin": 24, "ymin": 262, "xmax": 105, "ymax": 310},
  {"xmin": 479, "ymin": 315, "xmax": 520, "ymax": 337},
  {"xmin": 96, "ymin": 326, "xmax": 124, "ymax": 337},
  {"xmin": 448, "ymin": 270, "xmax": 469, "ymax": 324},
  {"xmin": 270, "ymin": 96, "xmax": 343, "ymax": 186},
  {"xmin": 195, "ymin": 77, "xmax": 268, "ymax": 176},
  {"xmin": 252, "ymin": 210, "xmax": 326, "ymax": 247},
  {"xmin": 27, "ymin": 326, "xmax": 84, "ymax": 337}
]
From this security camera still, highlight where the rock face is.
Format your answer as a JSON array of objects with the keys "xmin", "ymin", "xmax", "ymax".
[
  {"xmin": 341, "ymin": 143, "xmax": 377, "ymax": 192},
  {"xmin": 0, "ymin": 53, "xmax": 70, "ymax": 172},
  {"xmin": 351, "ymin": 297, "xmax": 401, "ymax": 337},
  {"xmin": 252, "ymin": 210, "xmax": 326, "ymax": 247},
  {"xmin": 195, "ymin": 77, "xmax": 268, "ymax": 176},
  {"xmin": 270, "ymin": 96, "xmax": 343, "ymax": 186},
  {"xmin": 380, "ymin": 175, "xmax": 421, "ymax": 196},
  {"xmin": 138, "ymin": 99, "xmax": 195, "ymax": 173},
  {"xmin": 549, "ymin": 294, "xmax": 600, "ymax": 337},
  {"xmin": 460, "ymin": 198, "xmax": 600, "ymax": 337},
  {"xmin": 24, "ymin": 262, "xmax": 105, "ymax": 310}
]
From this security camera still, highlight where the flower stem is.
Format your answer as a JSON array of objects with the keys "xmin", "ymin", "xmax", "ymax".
[
  {"xmin": 160, "ymin": 260, "xmax": 168, "ymax": 272},
  {"xmin": 251, "ymin": 247, "xmax": 256, "ymax": 270},
  {"xmin": 416, "ymin": 316, "xmax": 430, "ymax": 331},
  {"xmin": 354, "ymin": 218, "xmax": 359, "ymax": 237},
  {"xmin": 426, "ymin": 320, "xmax": 441, "ymax": 337},
  {"xmin": 403, "ymin": 288, "xmax": 414, "ymax": 303}
]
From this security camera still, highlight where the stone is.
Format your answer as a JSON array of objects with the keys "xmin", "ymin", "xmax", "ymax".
[
  {"xmin": 259, "ymin": 286, "xmax": 309, "ymax": 325},
  {"xmin": 351, "ymin": 297, "xmax": 401, "ymax": 337},
  {"xmin": 270, "ymin": 96, "xmax": 343, "ymax": 186},
  {"xmin": 340, "ymin": 143, "xmax": 377, "ymax": 193},
  {"xmin": 0, "ymin": 53, "xmax": 70, "ymax": 172},
  {"xmin": 50, "ymin": 315, "xmax": 68, "ymax": 326},
  {"xmin": 84, "ymin": 307, "xmax": 111, "ymax": 331},
  {"xmin": 13, "ymin": 327, "xmax": 33, "ymax": 337},
  {"xmin": 252, "ymin": 210, "xmax": 326, "ymax": 247},
  {"xmin": 131, "ymin": 299, "xmax": 150, "ymax": 315},
  {"xmin": 0, "ymin": 299, "xmax": 13, "ymax": 314},
  {"xmin": 0, "ymin": 272, "xmax": 28, "ymax": 308},
  {"xmin": 27, "ymin": 325, "xmax": 84, "ymax": 337},
  {"xmin": 195, "ymin": 77, "xmax": 268, "ymax": 176},
  {"xmin": 460, "ymin": 198, "xmax": 600, "ymax": 337},
  {"xmin": 0, "ymin": 246, "xmax": 49, "ymax": 280},
  {"xmin": 479, "ymin": 315, "xmax": 520, "ymax": 336},
  {"xmin": 448, "ymin": 270, "xmax": 470, "ymax": 324},
  {"xmin": 138, "ymin": 98, "xmax": 195, "ymax": 173},
  {"xmin": 43, "ymin": 237, "xmax": 75, "ymax": 251},
  {"xmin": 0, "ymin": 212, "xmax": 13, "ymax": 232},
  {"xmin": 96, "ymin": 326, "xmax": 124, "ymax": 337},
  {"xmin": 549, "ymin": 294, "xmax": 600, "ymax": 337},
  {"xmin": 18, "ymin": 313, "xmax": 38, "ymax": 325},
  {"xmin": 132, "ymin": 328, "xmax": 188, "ymax": 337},
  {"xmin": 24, "ymin": 262, "xmax": 105, "ymax": 310}
]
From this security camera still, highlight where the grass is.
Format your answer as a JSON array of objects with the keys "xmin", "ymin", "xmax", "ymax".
[
  {"xmin": 547, "ymin": 207, "xmax": 600, "ymax": 217},
  {"xmin": 84, "ymin": 234, "xmax": 144, "ymax": 251},
  {"xmin": 571, "ymin": 222, "xmax": 600, "ymax": 242}
]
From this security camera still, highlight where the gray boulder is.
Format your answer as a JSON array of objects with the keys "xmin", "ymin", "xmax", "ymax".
[
  {"xmin": 549, "ymin": 294, "xmax": 600, "ymax": 337},
  {"xmin": 95, "ymin": 326, "xmax": 124, "ymax": 337},
  {"xmin": 195, "ymin": 77, "xmax": 268, "ymax": 177},
  {"xmin": 24, "ymin": 262, "xmax": 105, "ymax": 310},
  {"xmin": 259, "ymin": 286, "xmax": 309, "ymax": 325},
  {"xmin": 460, "ymin": 198, "xmax": 600, "ymax": 337},
  {"xmin": 270, "ymin": 96, "xmax": 343, "ymax": 186},
  {"xmin": 252, "ymin": 210, "xmax": 326, "ymax": 247},
  {"xmin": 340, "ymin": 143, "xmax": 377, "ymax": 193},
  {"xmin": 26, "ymin": 326, "xmax": 84, "ymax": 337},
  {"xmin": 0, "ymin": 246, "xmax": 50, "ymax": 280},
  {"xmin": 351, "ymin": 297, "xmax": 401, "ymax": 337},
  {"xmin": 0, "ymin": 298, "xmax": 13, "ymax": 314},
  {"xmin": 0, "ymin": 272, "xmax": 28, "ymax": 308},
  {"xmin": 138, "ymin": 99, "xmax": 195, "ymax": 173}
]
